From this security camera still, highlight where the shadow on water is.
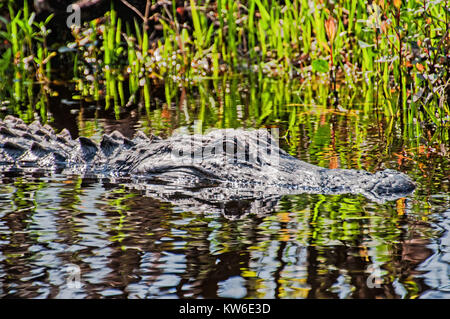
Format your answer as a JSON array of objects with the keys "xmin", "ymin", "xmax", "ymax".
[{"xmin": 0, "ymin": 78, "xmax": 448, "ymax": 299}]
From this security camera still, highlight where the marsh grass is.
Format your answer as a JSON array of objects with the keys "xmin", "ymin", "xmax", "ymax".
[
  {"xmin": 59, "ymin": 0, "xmax": 448, "ymax": 128},
  {"xmin": 0, "ymin": 0, "xmax": 448, "ymax": 131},
  {"xmin": 0, "ymin": 0, "xmax": 54, "ymax": 121}
]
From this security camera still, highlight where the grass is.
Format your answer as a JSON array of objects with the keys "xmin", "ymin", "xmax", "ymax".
[
  {"xmin": 0, "ymin": 0, "xmax": 54, "ymax": 121},
  {"xmin": 74, "ymin": 0, "xmax": 449, "ymax": 126},
  {"xmin": 0, "ymin": 0, "xmax": 448, "ymax": 130}
]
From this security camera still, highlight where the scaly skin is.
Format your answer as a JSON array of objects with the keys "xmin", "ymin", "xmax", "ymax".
[{"xmin": 0, "ymin": 115, "xmax": 415, "ymax": 218}]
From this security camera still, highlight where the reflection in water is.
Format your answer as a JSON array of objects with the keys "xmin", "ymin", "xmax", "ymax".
[
  {"xmin": 0, "ymin": 175, "xmax": 448, "ymax": 298},
  {"xmin": 418, "ymin": 207, "xmax": 450, "ymax": 299}
]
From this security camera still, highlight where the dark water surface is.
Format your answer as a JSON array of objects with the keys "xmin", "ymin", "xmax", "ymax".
[{"xmin": 0, "ymin": 85, "xmax": 449, "ymax": 299}]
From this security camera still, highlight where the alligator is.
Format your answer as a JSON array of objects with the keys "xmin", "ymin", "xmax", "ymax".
[{"xmin": 0, "ymin": 115, "xmax": 415, "ymax": 218}]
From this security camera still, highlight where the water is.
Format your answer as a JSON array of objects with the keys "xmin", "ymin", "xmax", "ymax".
[{"xmin": 0, "ymin": 83, "xmax": 448, "ymax": 299}]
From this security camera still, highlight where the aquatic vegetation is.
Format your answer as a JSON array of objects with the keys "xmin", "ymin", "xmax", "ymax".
[
  {"xmin": 0, "ymin": 0, "xmax": 448, "ymax": 130},
  {"xmin": 0, "ymin": 0, "xmax": 54, "ymax": 121},
  {"xmin": 61, "ymin": 0, "xmax": 449, "ymax": 127}
]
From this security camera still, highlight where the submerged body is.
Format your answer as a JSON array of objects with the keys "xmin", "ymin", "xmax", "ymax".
[{"xmin": 0, "ymin": 116, "xmax": 415, "ymax": 217}]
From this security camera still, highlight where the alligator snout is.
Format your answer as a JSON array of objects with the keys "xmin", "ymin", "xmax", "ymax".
[{"xmin": 371, "ymin": 169, "xmax": 416, "ymax": 196}]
